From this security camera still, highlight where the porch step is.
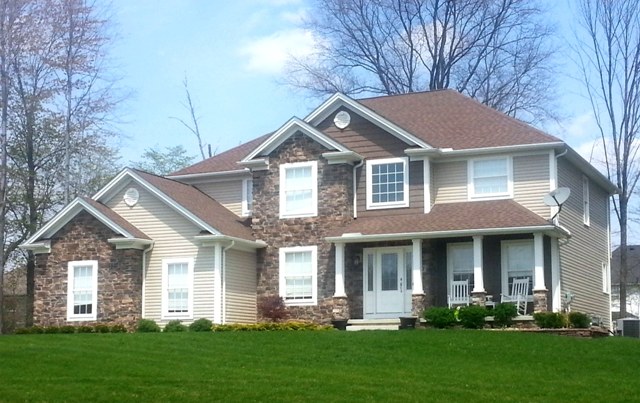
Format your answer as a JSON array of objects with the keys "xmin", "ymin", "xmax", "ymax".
[{"xmin": 347, "ymin": 319, "xmax": 401, "ymax": 331}]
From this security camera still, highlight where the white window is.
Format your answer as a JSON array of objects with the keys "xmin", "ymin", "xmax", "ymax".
[
  {"xmin": 501, "ymin": 240, "xmax": 534, "ymax": 300},
  {"xmin": 602, "ymin": 262, "xmax": 610, "ymax": 294},
  {"xmin": 583, "ymin": 176, "xmax": 590, "ymax": 226},
  {"xmin": 447, "ymin": 243, "xmax": 474, "ymax": 291},
  {"xmin": 162, "ymin": 258, "xmax": 194, "ymax": 319},
  {"xmin": 366, "ymin": 157, "xmax": 409, "ymax": 209},
  {"xmin": 279, "ymin": 246, "xmax": 317, "ymax": 305},
  {"xmin": 242, "ymin": 178, "xmax": 253, "ymax": 216},
  {"xmin": 279, "ymin": 161, "xmax": 317, "ymax": 218},
  {"xmin": 67, "ymin": 260, "xmax": 98, "ymax": 321},
  {"xmin": 469, "ymin": 157, "xmax": 512, "ymax": 199}
]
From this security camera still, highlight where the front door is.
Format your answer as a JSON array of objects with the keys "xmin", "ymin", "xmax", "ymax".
[{"xmin": 364, "ymin": 247, "xmax": 412, "ymax": 318}]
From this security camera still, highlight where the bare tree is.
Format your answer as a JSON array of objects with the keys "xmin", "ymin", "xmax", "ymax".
[
  {"xmin": 575, "ymin": 0, "xmax": 640, "ymax": 317},
  {"xmin": 286, "ymin": 0, "xmax": 556, "ymax": 123},
  {"xmin": 170, "ymin": 76, "xmax": 209, "ymax": 160}
]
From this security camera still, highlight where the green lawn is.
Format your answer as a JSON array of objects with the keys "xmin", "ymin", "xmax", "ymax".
[{"xmin": 0, "ymin": 330, "xmax": 638, "ymax": 402}]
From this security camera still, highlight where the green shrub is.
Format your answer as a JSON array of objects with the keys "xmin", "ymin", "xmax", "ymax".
[
  {"xmin": 568, "ymin": 312, "xmax": 591, "ymax": 328},
  {"xmin": 60, "ymin": 326, "xmax": 76, "ymax": 334},
  {"xmin": 492, "ymin": 303, "xmax": 518, "ymax": 327},
  {"xmin": 458, "ymin": 305, "xmax": 489, "ymax": 329},
  {"xmin": 136, "ymin": 319, "xmax": 161, "ymax": 333},
  {"xmin": 211, "ymin": 321, "xmax": 332, "ymax": 332},
  {"xmin": 94, "ymin": 324, "xmax": 111, "ymax": 333},
  {"xmin": 30, "ymin": 326, "xmax": 44, "ymax": 334},
  {"xmin": 424, "ymin": 307, "xmax": 456, "ymax": 328},
  {"xmin": 164, "ymin": 320, "xmax": 187, "ymax": 332},
  {"xmin": 533, "ymin": 312, "xmax": 568, "ymax": 329},
  {"xmin": 44, "ymin": 326, "xmax": 61, "ymax": 334},
  {"xmin": 110, "ymin": 324, "xmax": 127, "ymax": 333},
  {"xmin": 77, "ymin": 325, "xmax": 94, "ymax": 333},
  {"xmin": 189, "ymin": 318, "xmax": 213, "ymax": 332},
  {"xmin": 14, "ymin": 327, "xmax": 31, "ymax": 335}
]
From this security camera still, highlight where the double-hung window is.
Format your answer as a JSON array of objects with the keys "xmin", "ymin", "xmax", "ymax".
[
  {"xmin": 366, "ymin": 157, "xmax": 409, "ymax": 209},
  {"xmin": 279, "ymin": 161, "xmax": 317, "ymax": 218},
  {"xmin": 162, "ymin": 258, "xmax": 194, "ymax": 319},
  {"xmin": 469, "ymin": 157, "xmax": 512, "ymax": 199},
  {"xmin": 447, "ymin": 243, "xmax": 474, "ymax": 291},
  {"xmin": 67, "ymin": 260, "xmax": 98, "ymax": 321},
  {"xmin": 501, "ymin": 240, "xmax": 534, "ymax": 300},
  {"xmin": 279, "ymin": 246, "xmax": 317, "ymax": 305}
]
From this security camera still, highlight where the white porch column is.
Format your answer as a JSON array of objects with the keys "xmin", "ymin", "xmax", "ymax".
[
  {"xmin": 533, "ymin": 233, "xmax": 546, "ymax": 291},
  {"xmin": 334, "ymin": 242, "xmax": 347, "ymax": 298},
  {"xmin": 472, "ymin": 236, "xmax": 485, "ymax": 293},
  {"xmin": 551, "ymin": 237, "xmax": 561, "ymax": 311},
  {"xmin": 213, "ymin": 243, "xmax": 223, "ymax": 324},
  {"xmin": 412, "ymin": 239, "xmax": 424, "ymax": 294}
]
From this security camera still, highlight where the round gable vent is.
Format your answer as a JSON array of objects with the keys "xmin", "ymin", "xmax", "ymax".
[
  {"xmin": 333, "ymin": 110, "xmax": 351, "ymax": 129},
  {"xmin": 123, "ymin": 187, "xmax": 140, "ymax": 207}
]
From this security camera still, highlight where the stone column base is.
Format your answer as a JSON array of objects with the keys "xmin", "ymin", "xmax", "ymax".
[
  {"xmin": 332, "ymin": 296, "xmax": 350, "ymax": 320},
  {"xmin": 533, "ymin": 289, "xmax": 548, "ymax": 313},
  {"xmin": 471, "ymin": 291, "xmax": 487, "ymax": 306},
  {"xmin": 411, "ymin": 294, "xmax": 426, "ymax": 316}
]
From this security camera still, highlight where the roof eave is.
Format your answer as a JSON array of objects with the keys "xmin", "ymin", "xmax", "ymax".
[
  {"xmin": 322, "ymin": 151, "xmax": 364, "ymax": 165},
  {"xmin": 167, "ymin": 169, "xmax": 250, "ymax": 181},
  {"xmin": 194, "ymin": 234, "xmax": 267, "ymax": 251},
  {"xmin": 405, "ymin": 142, "xmax": 565, "ymax": 159},
  {"xmin": 108, "ymin": 238, "xmax": 154, "ymax": 250}
]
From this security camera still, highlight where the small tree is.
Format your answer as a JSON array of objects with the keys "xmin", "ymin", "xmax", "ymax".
[{"xmin": 258, "ymin": 295, "xmax": 288, "ymax": 322}]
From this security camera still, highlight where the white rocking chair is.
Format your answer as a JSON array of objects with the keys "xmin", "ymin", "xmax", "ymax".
[
  {"xmin": 448, "ymin": 279, "xmax": 471, "ymax": 308},
  {"xmin": 501, "ymin": 277, "xmax": 530, "ymax": 315}
]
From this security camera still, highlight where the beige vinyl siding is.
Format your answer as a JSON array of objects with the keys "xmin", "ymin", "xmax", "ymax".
[
  {"xmin": 513, "ymin": 154, "xmax": 550, "ymax": 218},
  {"xmin": 224, "ymin": 249, "xmax": 257, "ymax": 323},
  {"xmin": 192, "ymin": 180, "xmax": 243, "ymax": 216},
  {"xmin": 433, "ymin": 160, "xmax": 467, "ymax": 203},
  {"xmin": 557, "ymin": 158, "xmax": 611, "ymax": 327},
  {"xmin": 106, "ymin": 181, "xmax": 215, "ymax": 325}
]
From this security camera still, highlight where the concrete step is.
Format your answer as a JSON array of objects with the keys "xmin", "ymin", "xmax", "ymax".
[{"xmin": 346, "ymin": 319, "xmax": 400, "ymax": 331}]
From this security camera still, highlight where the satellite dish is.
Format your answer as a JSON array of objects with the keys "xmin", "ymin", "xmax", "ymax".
[
  {"xmin": 123, "ymin": 187, "xmax": 140, "ymax": 207},
  {"xmin": 333, "ymin": 111, "xmax": 351, "ymax": 129},
  {"xmin": 544, "ymin": 187, "xmax": 570, "ymax": 221}
]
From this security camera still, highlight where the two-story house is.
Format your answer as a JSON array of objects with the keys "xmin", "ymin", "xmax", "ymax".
[{"xmin": 21, "ymin": 90, "xmax": 616, "ymax": 329}]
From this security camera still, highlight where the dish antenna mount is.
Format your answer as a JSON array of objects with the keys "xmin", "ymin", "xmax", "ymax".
[{"xmin": 543, "ymin": 187, "xmax": 571, "ymax": 221}]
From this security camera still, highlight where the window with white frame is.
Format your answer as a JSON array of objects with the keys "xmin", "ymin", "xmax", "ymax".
[
  {"xmin": 469, "ymin": 157, "xmax": 512, "ymax": 199},
  {"xmin": 501, "ymin": 240, "xmax": 534, "ymax": 298},
  {"xmin": 279, "ymin": 161, "xmax": 317, "ymax": 218},
  {"xmin": 242, "ymin": 178, "xmax": 253, "ymax": 216},
  {"xmin": 162, "ymin": 258, "xmax": 194, "ymax": 319},
  {"xmin": 279, "ymin": 246, "xmax": 317, "ymax": 305},
  {"xmin": 366, "ymin": 157, "xmax": 409, "ymax": 209},
  {"xmin": 447, "ymin": 243, "xmax": 475, "ymax": 291},
  {"xmin": 583, "ymin": 176, "xmax": 590, "ymax": 226},
  {"xmin": 67, "ymin": 260, "xmax": 98, "ymax": 321}
]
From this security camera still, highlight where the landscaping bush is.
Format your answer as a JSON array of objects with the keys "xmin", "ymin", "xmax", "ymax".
[
  {"xmin": 258, "ymin": 295, "xmax": 288, "ymax": 322},
  {"xmin": 94, "ymin": 324, "xmax": 111, "ymax": 333},
  {"xmin": 136, "ymin": 319, "xmax": 161, "ymax": 333},
  {"xmin": 110, "ymin": 324, "xmax": 127, "ymax": 333},
  {"xmin": 77, "ymin": 326, "xmax": 94, "ymax": 333},
  {"xmin": 533, "ymin": 312, "xmax": 568, "ymax": 329},
  {"xmin": 60, "ymin": 326, "xmax": 76, "ymax": 334},
  {"xmin": 458, "ymin": 305, "xmax": 489, "ymax": 329},
  {"xmin": 424, "ymin": 307, "xmax": 455, "ymax": 328},
  {"xmin": 164, "ymin": 320, "xmax": 188, "ymax": 332},
  {"xmin": 189, "ymin": 318, "xmax": 213, "ymax": 332},
  {"xmin": 212, "ymin": 321, "xmax": 332, "ymax": 332},
  {"xmin": 492, "ymin": 303, "xmax": 518, "ymax": 327},
  {"xmin": 44, "ymin": 326, "xmax": 61, "ymax": 334},
  {"xmin": 568, "ymin": 312, "xmax": 591, "ymax": 328},
  {"xmin": 14, "ymin": 327, "xmax": 31, "ymax": 335},
  {"xmin": 30, "ymin": 326, "xmax": 44, "ymax": 334}
]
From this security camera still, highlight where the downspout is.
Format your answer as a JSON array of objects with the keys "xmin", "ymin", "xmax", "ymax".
[
  {"xmin": 353, "ymin": 159, "xmax": 364, "ymax": 218},
  {"xmin": 221, "ymin": 241, "xmax": 235, "ymax": 324},
  {"xmin": 141, "ymin": 241, "xmax": 155, "ymax": 319}
]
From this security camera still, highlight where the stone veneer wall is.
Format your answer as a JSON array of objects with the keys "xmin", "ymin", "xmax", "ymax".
[
  {"xmin": 252, "ymin": 133, "xmax": 353, "ymax": 323},
  {"xmin": 34, "ymin": 211, "xmax": 143, "ymax": 329}
]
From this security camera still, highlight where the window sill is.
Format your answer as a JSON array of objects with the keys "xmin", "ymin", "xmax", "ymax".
[
  {"xmin": 366, "ymin": 202, "xmax": 409, "ymax": 210},
  {"xmin": 67, "ymin": 315, "xmax": 97, "ymax": 322}
]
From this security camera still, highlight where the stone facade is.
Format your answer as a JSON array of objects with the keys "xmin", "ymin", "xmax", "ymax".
[{"xmin": 34, "ymin": 211, "xmax": 143, "ymax": 329}]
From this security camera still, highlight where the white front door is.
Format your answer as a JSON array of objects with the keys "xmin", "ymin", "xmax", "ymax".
[{"xmin": 364, "ymin": 247, "xmax": 412, "ymax": 318}]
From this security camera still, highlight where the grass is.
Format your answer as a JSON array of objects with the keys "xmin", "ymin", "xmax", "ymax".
[{"xmin": 0, "ymin": 330, "xmax": 638, "ymax": 402}]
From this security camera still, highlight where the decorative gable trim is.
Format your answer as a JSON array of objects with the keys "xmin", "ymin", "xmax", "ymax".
[
  {"xmin": 242, "ymin": 117, "xmax": 350, "ymax": 162},
  {"xmin": 304, "ymin": 92, "xmax": 432, "ymax": 149}
]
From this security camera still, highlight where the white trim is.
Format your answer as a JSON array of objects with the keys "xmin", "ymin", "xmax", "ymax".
[
  {"xmin": 467, "ymin": 156, "xmax": 513, "ymax": 200},
  {"xmin": 322, "ymin": 150, "xmax": 363, "ymax": 165},
  {"xmin": 362, "ymin": 246, "xmax": 413, "ymax": 318},
  {"xmin": 411, "ymin": 239, "xmax": 424, "ymax": 295},
  {"xmin": 551, "ymin": 238, "xmax": 561, "ymax": 312},
  {"xmin": 366, "ymin": 157, "xmax": 409, "ymax": 210},
  {"xmin": 167, "ymin": 169, "xmax": 250, "ymax": 180},
  {"xmin": 334, "ymin": 243, "xmax": 346, "ymax": 298},
  {"xmin": 533, "ymin": 233, "xmax": 546, "ymax": 291},
  {"xmin": 279, "ymin": 245, "xmax": 318, "ymax": 306},
  {"xmin": 473, "ymin": 236, "xmax": 485, "ymax": 293},
  {"xmin": 108, "ymin": 238, "xmax": 153, "ymax": 250},
  {"xmin": 214, "ymin": 244, "xmax": 223, "ymax": 324},
  {"xmin": 500, "ymin": 239, "xmax": 534, "ymax": 302},
  {"xmin": 583, "ymin": 175, "xmax": 590, "ymax": 226},
  {"xmin": 67, "ymin": 260, "xmax": 98, "ymax": 321},
  {"xmin": 161, "ymin": 257, "xmax": 194, "ymax": 320},
  {"xmin": 279, "ymin": 161, "xmax": 318, "ymax": 218},
  {"xmin": 423, "ymin": 159, "xmax": 431, "ymax": 214},
  {"xmin": 549, "ymin": 150, "xmax": 558, "ymax": 221},
  {"xmin": 602, "ymin": 261, "xmax": 611, "ymax": 294},
  {"xmin": 242, "ymin": 178, "xmax": 253, "ymax": 217},
  {"xmin": 405, "ymin": 142, "xmax": 564, "ymax": 160}
]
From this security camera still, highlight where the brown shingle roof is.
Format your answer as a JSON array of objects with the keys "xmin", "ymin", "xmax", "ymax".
[
  {"xmin": 170, "ymin": 134, "xmax": 270, "ymax": 176},
  {"xmin": 328, "ymin": 200, "xmax": 552, "ymax": 237},
  {"xmin": 133, "ymin": 170, "xmax": 254, "ymax": 241},
  {"xmin": 358, "ymin": 90, "xmax": 561, "ymax": 150},
  {"xmin": 81, "ymin": 197, "xmax": 150, "ymax": 240}
]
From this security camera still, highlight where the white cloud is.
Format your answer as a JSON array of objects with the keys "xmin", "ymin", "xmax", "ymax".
[{"xmin": 240, "ymin": 28, "xmax": 316, "ymax": 75}]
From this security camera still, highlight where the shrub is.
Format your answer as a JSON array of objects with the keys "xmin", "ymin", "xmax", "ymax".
[
  {"xmin": 424, "ymin": 307, "xmax": 456, "ymax": 328},
  {"xmin": 258, "ymin": 295, "xmax": 288, "ymax": 322},
  {"xmin": 77, "ymin": 326, "xmax": 94, "ymax": 333},
  {"xmin": 30, "ymin": 326, "xmax": 44, "ymax": 334},
  {"xmin": 14, "ymin": 327, "xmax": 31, "ymax": 335},
  {"xmin": 110, "ymin": 324, "xmax": 127, "ymax": 333},
  {"xmin": 94, "ymin": 324, "xmax": 111, "ymax": 333},
  {"xmin": 211, "ymin": 321, "xmax": 332, "ymax": 332},
  {"xmin": 492, "ymin": 303, "xmax": 518, "ymax": 327},
  {"xmin": 136, "ymin": 319, "xmax": 161, "ymax": 333},
  {"xmin": 60, "ymin": 326, "xmax": 76, "ymax": 334},
  {"xmin": 568, "ymin": 312, "xmax": 591, "ymax": 328},
  {"xmin": 533, "ymin": 312, "xmax": 568, "ymax": 329},
  {"xmin": 164, "ymin": 320, "xmax": 187, "ymax": 332},
  {"xmin": 44, "ymin": 326, "xmax": 61, "ymax": 334},
  {"xmin": 189, "ymin": 318, "xmax": 213, "ymax": 332},
  {"xmin": 458, "ymin": 305, "xmax": 489, "ymax": 329}
]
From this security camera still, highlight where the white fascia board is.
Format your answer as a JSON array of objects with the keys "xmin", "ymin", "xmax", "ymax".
[
  {"xmin": 19, "ymin": 240, "xmax": 51, "ymax": 254},
  {"xmin": 194, "ymin": 234, "xmax": 267, "ymax": 251},
  {"xmin": 405, "ymin": 142, "xmax": 566, "ymax": 160},
  {"xmin": 304, "ymin": 92, "xmax": 432, "ymax": 149},
  {"xmin": 242, "ymin": 117, "xmax": 349, "ymax": 162},
  {"xmin": 167, "ymin": 169, "xmax": 250, "ymax": 181},
  {"xmin": 563, "ymin": 147, "xmax": 618, "ymax": 194},
  {"xmin": 238, "ymin": 158, "xmax": 269, "ymax": 171},
  {"xmin": 322, "ymin": 151, "xmax": 364, "ymax": 165}
]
